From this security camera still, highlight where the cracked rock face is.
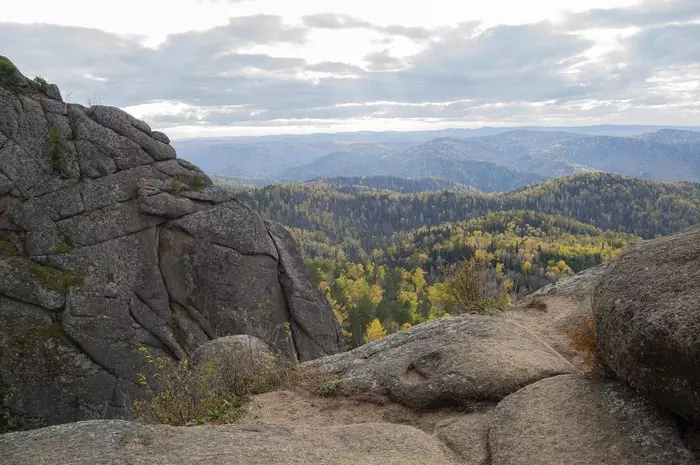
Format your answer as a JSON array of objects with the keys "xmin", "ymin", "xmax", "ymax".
[{"xmin": 0, "ymin": 57, "xmax": 343, "ymax": 431}]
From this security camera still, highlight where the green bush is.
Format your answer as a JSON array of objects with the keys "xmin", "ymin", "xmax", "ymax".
[
  {"xmin": 315, "ymin": 376, "xmax": 343, "ymax": 397},
  {"xmin": 47, "ymin": 126, "xmax": 67, "ymax": 174},
  {"xmin": 33, "ymin": 76, "xmax": 48, "ymax": 87},
  {"xmin": 0, "ymin": 58, "xmax": 26, "ymax": 91},
  {"xmin": 190, "ymin": 175, "xmax": 206, "ymax": 192}
]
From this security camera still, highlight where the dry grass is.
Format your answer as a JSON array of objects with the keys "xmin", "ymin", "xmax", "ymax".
[
  {"xmin": 134, "ymin": 346, "xmax": 296, "ymax": 426},
  {"xmin": 568, "ymin": 314, "xmax": 604, "ymax": 377},
  {"xmin": 525, "ymin": 296, "xmax": 548, "ymax": 311},
  {"xmin": 285, "ymin": 366, "xmax": 344, "ymax": 397}
]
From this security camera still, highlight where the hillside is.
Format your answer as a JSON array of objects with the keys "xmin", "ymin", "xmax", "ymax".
[
  {"xmin": 218, "ymin": 172, "xmax": 700, "ymax": 347},
  {"xmin": 243, "ymin": 173, "xmax": 700, "ymax": 251}
]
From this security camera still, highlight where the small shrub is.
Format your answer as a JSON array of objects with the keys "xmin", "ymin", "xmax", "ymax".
[
  {"xmin": 47, "ymin": 126, "xmax": 67, "ymax": 174},
  {"xmin": 526, "ymin": 296, "xmax": 548, "ymax": 311},
  {"xmin": 286, "ymin": 367, "xmax": 344, "ymax": 398},
  {"xmin": 85, "ymin": 93, "xmax": 102, "ymax": 107},
  {"xmin": 190, "ymin": 175, "xmax": 206, "ymax": 192},
  {"xmin": 31, "ymin": 265, "xmax": 85, "ymax": 294},
  {"xmin": 135, "ymin": 346, "xmax": 295, "ymax": 426},
  {"xmin": 469, "ymin": 297, "xmax": 506, "ymax": 314},
  {"xmin": 315, "ymin": 376, "xmax": 343, "ymax": 397},
  {"xmin": 443, "ymin": 259, "xmax": 507, "ymax": 314},
  {"xmin": 0, "ymin": 58, "xmax": 27, "ymax": 91},
  {"xmin": 167, "ymin": 177, "xmax": 185, "ymax": 196},
  {"xmin": 568, "ymin": 314, "xmax": 603, "ymax": 376},
  {"xmin": 33, "ymin": 76, "xmax": 48, "ymax": 87}
]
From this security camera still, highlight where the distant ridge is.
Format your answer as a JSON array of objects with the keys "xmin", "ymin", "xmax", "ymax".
[{"xmin": 177, "ymin": 127, "xmax": 700, "ymax": 187}]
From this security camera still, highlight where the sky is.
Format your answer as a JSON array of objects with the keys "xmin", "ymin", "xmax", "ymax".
[{"xmin": 2, "ymin": 0, "xmax": 700, "ymax": 138}]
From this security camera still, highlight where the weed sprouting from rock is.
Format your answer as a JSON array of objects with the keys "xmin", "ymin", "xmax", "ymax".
[
  {"xmin": 190, "ymin": 175, "xmax": 205, "ymax": 192},
  {"xmin": 47, "ymin": 126, "xmax": 67, "ymax": 174},
  {"xmin": 568, "ymin": 314, "xmax": 603, "ymax": 377}
]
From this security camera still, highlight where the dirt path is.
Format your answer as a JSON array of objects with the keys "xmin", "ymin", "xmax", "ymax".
[
  {"xmin": 244, "ymin": 282, "xmax": 595, "ymax": 464},
  {"xmin": 502, "ymin": 295, "xmax": 591, "ymax": 368}
]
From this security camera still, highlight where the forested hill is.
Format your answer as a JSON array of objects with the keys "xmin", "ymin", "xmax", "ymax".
[
  {"xmin": 220, "ymin": 172, "xmax": 700, "ymax": 346},
  {"xmin": 242, "ymin": 172, "xmax": 700, "ymax": 249},
  {"xmin": 304, "ymin": 176, "xmax": 474, "ymax": 194}
]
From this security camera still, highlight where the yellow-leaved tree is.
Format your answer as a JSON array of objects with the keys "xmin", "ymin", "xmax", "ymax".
[{"xmin": 364, "ymin": 318, "xmax": 387, "ymax": 343}]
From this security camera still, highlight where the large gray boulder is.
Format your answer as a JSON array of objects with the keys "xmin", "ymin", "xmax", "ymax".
[
  {"xmin": 489, "ymin": 375, "xmax": 695, "ymax": 465},
  {"xmin": 593, "ymin": 226, "xmax": 700, "ymax": 424},
  {"xmin": 304, "ymin": 314, "xmax": 575, "ymax": 408},
  {"xmin": 0, "ymin": 420, "xmax": 463, "ymax": 465},
  {"xmin": 0, "ymin": 56, "xmax": 342, "ymax": 431}
]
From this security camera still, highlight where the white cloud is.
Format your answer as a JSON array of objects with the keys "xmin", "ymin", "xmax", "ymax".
[{"xmin": 2, "ymin": 0, "xmax": 700, "ymax": 135}]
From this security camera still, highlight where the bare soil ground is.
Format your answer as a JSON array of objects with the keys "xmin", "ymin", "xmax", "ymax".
[{"xmin": 502, "ymin": 295, "xmax": 591, "ymax": 368}]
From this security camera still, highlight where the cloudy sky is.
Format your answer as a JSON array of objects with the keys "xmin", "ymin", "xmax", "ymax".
[{"xmin": 3, "ymin": 0, "xmax": 700, "ymax": 138}]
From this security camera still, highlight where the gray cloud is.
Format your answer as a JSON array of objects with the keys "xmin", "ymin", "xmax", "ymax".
[
  {"xmin": 303, "ymin": 12, "xmax": 433, "ymax": 40},
  {"xmin": 627, "ymin": 23, "xmax": 700, "ymax": 66},
  {"xmin": 363, "ymin": 50, "xmax": 407, "ymax": 71},
  {"xmin": 2, "ymin": 0, "xmax": 699, "ymax": 131},
  {"xmin": 303, "ymin": 13, "xmax": 372, "ymax": 29},
  {"xmin": 565, "ymin": 0, "xmax": 700, "ymax": 29}
]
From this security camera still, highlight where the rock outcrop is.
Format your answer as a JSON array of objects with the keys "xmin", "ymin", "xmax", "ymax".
[
  {"xmin": 0, "ymin": 420, "xmax": 464, "ymax": 465},
  {"xmin": 489, "ymin": 375, "xmax": 695, "ymax": 465},
  {"xmin": 305, "ymin": 314, "xmax": 576, "ymax": 408},
  {"xmin": 0, "ymin": 56, "xmax": 342, "ymax": 431},
  {"xmin": 593, "ymin": 225, "xmax": 700, "ymax": 424}
]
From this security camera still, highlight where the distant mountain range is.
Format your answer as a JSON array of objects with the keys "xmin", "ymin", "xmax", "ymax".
[{"xmin": 175, "ymin": 125, "xmax": 700, "ymax": 193}]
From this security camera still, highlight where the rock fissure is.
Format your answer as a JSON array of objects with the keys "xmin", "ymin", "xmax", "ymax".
[
  {"xmin": 211, "ymin": 240, "xmax": 278, "ymax": 263},
  {"xmin": 131, "ymin": 292, "xmax": 184, "ymax": 361}
]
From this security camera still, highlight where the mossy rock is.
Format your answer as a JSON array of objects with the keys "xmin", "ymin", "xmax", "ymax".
[
  {"xmin": 0, "ymin": 315, "xmax": 73, "ymax": 352},
  {"xmin": 55, "ymin": 243, "xmax": 73, "ymax": 254},
  {"xmin": 0, "ymin": 238, "xmax": 19, "ymax": 257},
  {"xmin": 30, "ymin": 265, "xmax": 85, "ymax": 295}
]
